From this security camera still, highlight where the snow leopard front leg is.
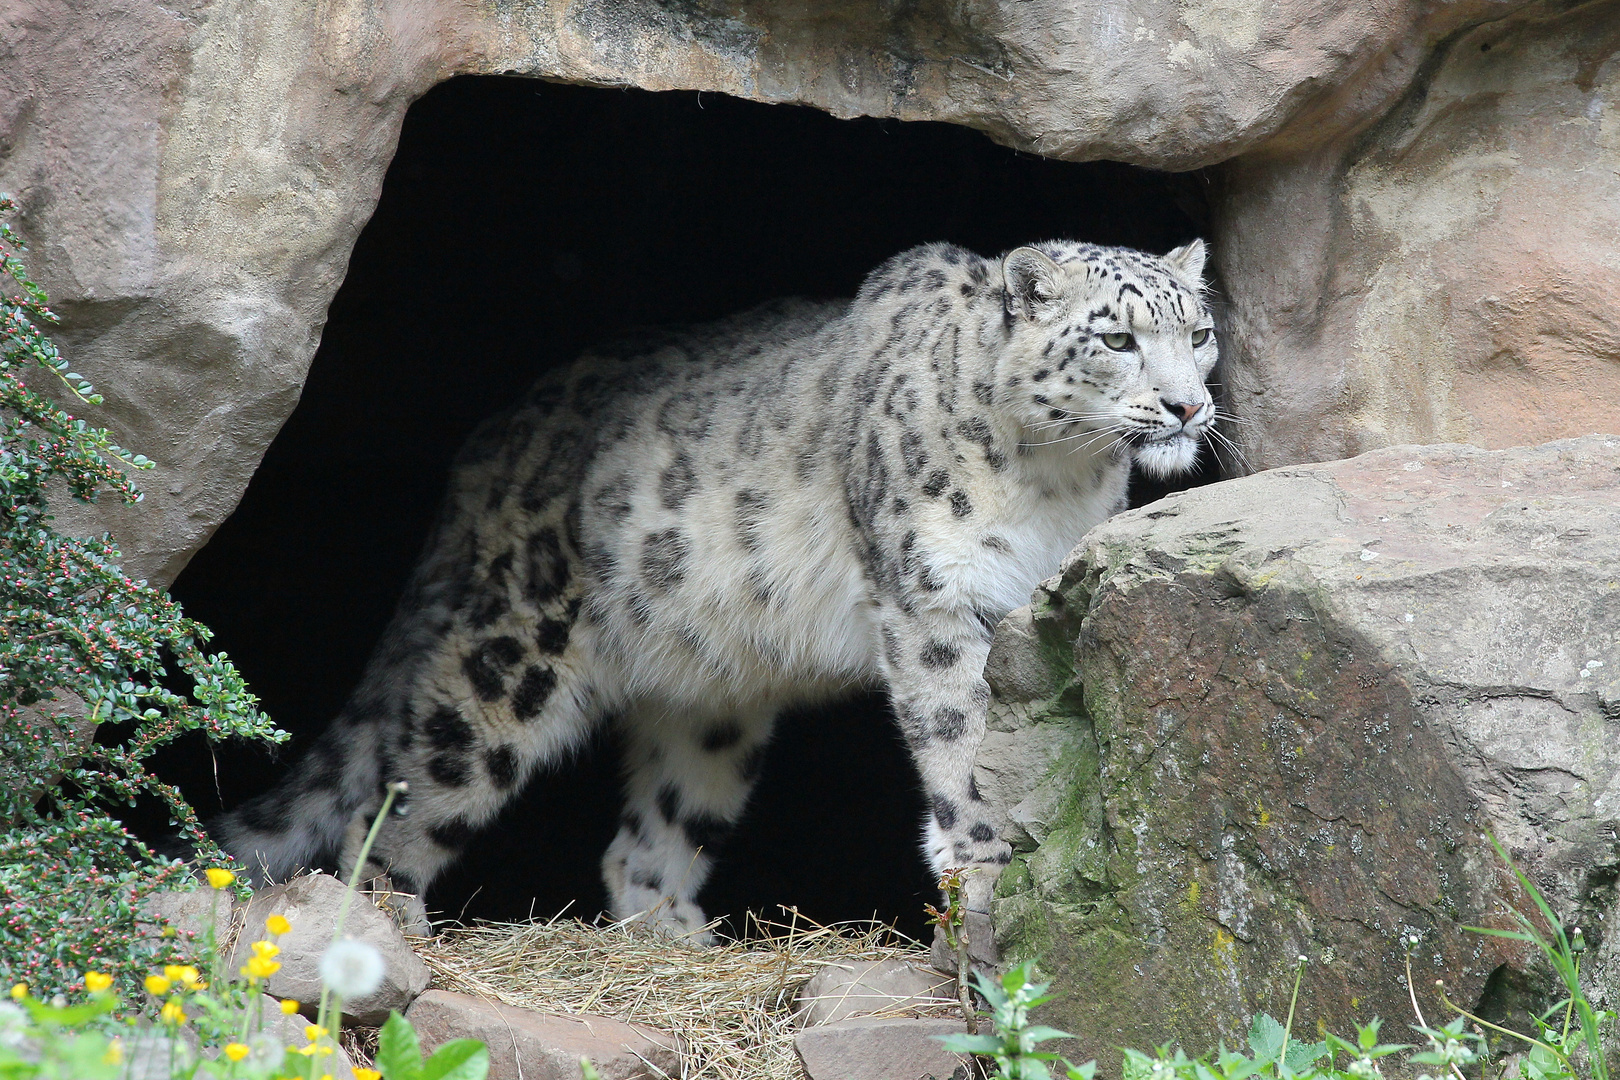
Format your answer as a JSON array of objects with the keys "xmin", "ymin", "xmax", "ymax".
[{"xmin": 881, "ymin": 611, "xmax": 1012, "ymax": 915}]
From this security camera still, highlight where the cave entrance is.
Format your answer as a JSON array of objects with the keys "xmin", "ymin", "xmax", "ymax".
[{"xmin": 166, "ymin": 74, "xmax": 1214, "ymax": 939}]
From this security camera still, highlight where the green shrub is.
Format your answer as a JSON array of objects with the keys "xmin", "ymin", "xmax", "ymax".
[{"xmin": 0, "ymin": 194, "xmax": 286, "ymax": 998}]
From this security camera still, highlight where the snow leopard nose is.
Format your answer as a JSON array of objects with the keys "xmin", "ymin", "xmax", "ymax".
[{"xmin": 1163, "ymin": 399, "xmax": 1204, "ymax": 424}]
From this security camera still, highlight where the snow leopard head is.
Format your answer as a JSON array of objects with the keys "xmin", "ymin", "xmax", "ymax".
[{"xmin": 999, "ymin": 239, "xmax": 1219, "ymax": 479}]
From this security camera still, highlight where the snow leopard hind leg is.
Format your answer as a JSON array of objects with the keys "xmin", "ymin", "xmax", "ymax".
[
  {"xmin": 340, "ymin": 648, "xmax": 603, "ymax": 934},
  {"xmin": 601, "ymin": 701, "xmax": 778, "ymax": 944}
]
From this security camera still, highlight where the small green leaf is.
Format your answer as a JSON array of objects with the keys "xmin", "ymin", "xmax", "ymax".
[
  {"xmin": 1023, "ymin": 1025, "xmax": 1076, "ymax": 1045},
  {"xmin": 376, "ymin": 1011, "xmax": 424, "ymax": 1080},
  {"xmin": 1021, "ymin": 1059, "xmax": 1054, "ymax": 1080},
  {"xmin": 1283, "ymin": 1038, "xmax": 1327, "ymax": 1072},
  {"xmin": 421, "ymin": 1039, "xmax": 489, "ymax": 1080},
  {"xmin": 938, "ymin": 1034, "xmax": 1006, "ymax": 1054},
  {"xmin": 1249, "ymin": 1014, "xmax": 1286, "ymax": 1062},
  {"xmin": 1463, "ymin": 926, "xmax": 1537, "ymax": 943}
]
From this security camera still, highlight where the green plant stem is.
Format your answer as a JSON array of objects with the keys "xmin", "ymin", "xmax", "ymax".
[
  {"xmin": 234, "ymin": 975, "xmax": 258, "ymax": 1049},
  {"xmin": 1405, "ymin": 950, "xmax": 1469, "ymax": 1080},
  {"xmin": 310, "ymin": 781, "xmax": 403, "ymax": 1080},
  {"xmin": 1433, "ymin": 983, "xmax": 1564, "ymax": 1061},
  {"xmin": 1281, "ymin": 956, "xmax": 1304, "ymax": 1076},
  {"xmin": 956, "ymin": 916, "xmax": 977, "ymax": 1039},
  {"xmin": 1560, "ymin": 955, "xmax": 1579, "ymax": 1046}
]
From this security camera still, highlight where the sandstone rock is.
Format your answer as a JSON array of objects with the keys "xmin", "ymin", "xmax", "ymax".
[
  {"xmin": 1216, "ymin": 0, "xmax": 1620, "ymax": 470},
  {"xmin": 405, "ymin": 990, "xmax": 679, "ymax": 1080},
  {"xmin": 928, "ymin": 910, "xmax": 999, "ymax": 980},
  {"xmin": 794, "ymin": 1016, "xmax": 969, "ymax": 1080},
  {"xmin": 4, "ymin": 0, "xmax": 1608, "ymax": 591},
  {"xmin": 253, "ymin": 995, "xmax": 356, "ymax": 1075},
  {"xmin": 795, "ymin": 958, "xmax": 957, "ymax": 1026},
  {"xmin": 137, "ymin": 886, "xmax": 242, "ymax": 955},
  {"xmin": 119, "ymin": 1025, "xmax": 200, "ymax": 1080},
  {"xmin": 989, "ymin": 435, "xmax": 1620, "ymax": 1063},
  {"xmin": 231, "ymin": 873, "xmax": 431, "ymax": 1025}
]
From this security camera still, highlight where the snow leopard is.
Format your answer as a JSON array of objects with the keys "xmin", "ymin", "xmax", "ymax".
[{"xmin": 220, "ymin": 237, "xmax": 1220, "ymax": 938}]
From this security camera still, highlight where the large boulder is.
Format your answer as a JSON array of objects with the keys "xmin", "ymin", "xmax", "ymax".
[
  {"xmin": 3, "ymin": 0, "xmax": 1615, "ymax": 583},
  {"xmin": 984, "ymin": 435, "xmax": 1620, "ymax": 1062}
]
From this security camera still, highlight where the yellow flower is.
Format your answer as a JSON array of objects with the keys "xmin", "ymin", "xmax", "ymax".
[
  {"xmin": 161, "ymin": 926, "xmax": 177, "ymax": 938},
  {"xmin": 279, "ymin": 998, "xmax": 300, "ymax": 1015},
  {"xmin": 205, "ymin": 868, "xmax": 236, "ymax": 889},
  {"xmin": 102, "ymin": 1040, "xmax": 124, "ymax": 1066},
  {"xmin": 352, "ymin": 1070, "xmax": 382, "ymax": 1080},
  {"xmin": 305, "ymin": 1024, "xmax": 329, "ymax": 1042},
  {"xmin": 250, "ymin": 940, "xmax": 281, "ymax": 960},
  {"xmin": 9, "ymin": 984, "xmax": 26, "ymax": 1001},
  {"xmin": 241, "ymin": 956, "xmax": 281, "ymax": 981},
  {"xmin": 321, "ymin": 1075, "xmax": 334, "ymax": 1080},
  {"xmin": 293, "ymin": 1044, "xmax": 334, "ymax": 1057},
  {"xmin": 266, "ymin": 914, "xmax": 292, "ymax": 936},
  {"xmin": 84, "ymin": 972, "xmax": 113, "ymax": 993},
  {"xmin": 144, "ymin": 975, "xmax": 172, "ymax": 996},
  {"xmin": 162, "ymin": 963, "xmax": 204, "ymax": 988},
  {"xmin": 159, "ymin": 1000, "xmax": 186, "ymax": 1026},
  {"xmin": 224, "ymin": 1043, "xmax": 251, "ymax": 1062}
]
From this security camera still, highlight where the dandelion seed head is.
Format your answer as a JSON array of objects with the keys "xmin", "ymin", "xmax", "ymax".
[{"xmin": 319, "ymin": 939, "xmax": 385, "ymax": 998}]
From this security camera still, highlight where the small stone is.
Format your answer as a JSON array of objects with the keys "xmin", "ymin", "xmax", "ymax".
[
  {"xmin": 983, "ymin": 606, "xmax": 1051, "ymax": 704},
  {"xmin": 795, "ymin": 959, "xmax": 957, "ymax": 1026},
  {"xmin": 929, "ymin": 908, "xmax": 998, "ymax": 978},
  {"xmin": 231, "ymin": 873, "xmax": 430, "ymax": 1025},
  {"xmin": 405, "ymin": 990, "xmax": 679, "ymax": 1080},
  {"xmin": 119, "ymin": 1025, "xmax": 200, "ymax": 1080},
  {"xmin": 795, "ymin": 1017, "xmax": 970, "ymax": 1080},
  {"xmin": 138, "ymin": 886, "xmax": 241, "ymax": 954},
  {"xmin": 249, "ymin": 996, "xmax": 355, "ymax": 1075}
]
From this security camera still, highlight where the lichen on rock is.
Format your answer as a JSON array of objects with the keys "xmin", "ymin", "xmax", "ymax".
[{"xmin": 984, "ymin": 435, "xmax": 1620, "ymax": 1065}]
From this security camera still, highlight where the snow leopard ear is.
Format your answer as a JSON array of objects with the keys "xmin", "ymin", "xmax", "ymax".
[
  {"xmin": 1002, "ymin": 247, "xmax": 1065, "ymax": 320},
  {"xmin": 1163, "ymin": 239, "xmax": 1208, "ymax": 285}
]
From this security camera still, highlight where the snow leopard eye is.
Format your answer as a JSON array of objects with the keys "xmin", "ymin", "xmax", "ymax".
[
  {"xmin": 1191, "ymin": 328, "xmax": 1213, "ymax": 347},
  {"xmin": 1102, "ymin": 332, "xmax": 1134, "ymax": 351}
]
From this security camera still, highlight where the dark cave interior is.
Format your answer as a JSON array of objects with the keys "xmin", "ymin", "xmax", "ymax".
[{"xmin": 155, "ymin": 75, "xmax": 1218, "ymax": 941}]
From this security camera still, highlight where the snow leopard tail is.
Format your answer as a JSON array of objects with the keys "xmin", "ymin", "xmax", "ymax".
[
  {"xmin": 217, "ymin": 535, "xmax": 474, "ymax": 884},
  {"xmin": 216, "ymin": 400, "xmax": 562, "ymax": 884},
  {"xmin": 216, "ymin": 715, "xmax": 384, "ymax": 884},
  {"xmin": 216, "ymin": 452, "xmax": 489, "ymax": 883}
]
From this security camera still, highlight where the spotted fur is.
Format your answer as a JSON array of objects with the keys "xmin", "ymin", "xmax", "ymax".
[{"xmin": 221, "ymin": 239, "xmax": 1220, "ymax": 938}]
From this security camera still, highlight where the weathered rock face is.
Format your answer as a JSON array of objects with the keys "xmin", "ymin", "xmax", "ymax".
[
  {"xmin": 1216, "ymin": 0, "xmax": 1620, "ymax": 469},
  {"xmin": 4, "ymin": 0, "xmax": 1615, "ymax": 582},
  {"xmin": 984, "ymin": 435, "xmax": 1620, "ymax": 1062}
]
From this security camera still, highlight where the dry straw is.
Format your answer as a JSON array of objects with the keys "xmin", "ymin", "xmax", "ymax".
[{"xmin": 415, "ymin": 908, "xmax": 956, "ymax": 1080}]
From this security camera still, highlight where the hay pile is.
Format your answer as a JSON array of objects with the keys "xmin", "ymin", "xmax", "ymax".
[{"xmin": 414, "ymin": 910, "xmax": 957, "ymax": 1080}]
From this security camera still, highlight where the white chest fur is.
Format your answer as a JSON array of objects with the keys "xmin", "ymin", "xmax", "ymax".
[{"xmin": 913, "ymin": 456, "xmax": 1128, "ymax": 623}]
